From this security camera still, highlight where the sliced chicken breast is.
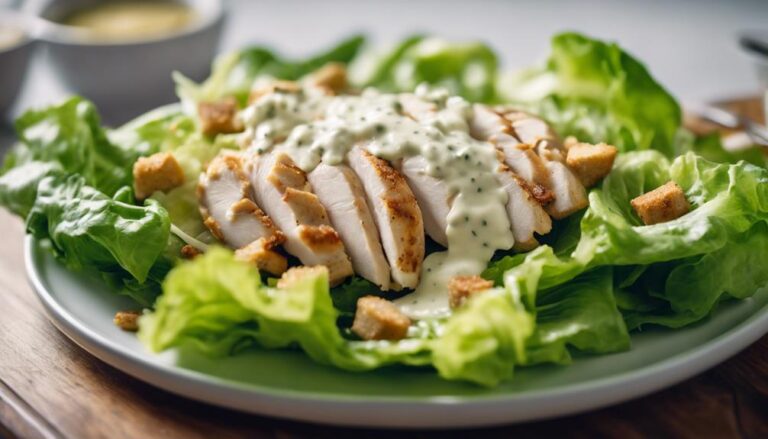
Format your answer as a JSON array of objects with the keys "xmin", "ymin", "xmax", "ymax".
[
  {"xmin": 536, "ymin": 139, "xmax": 589, "ymax": 219},
  {"xmin": 307, "ymin": 163, "xmax": 391, "ymax": 289},
  {"xmin": 468, "ymin": 104, "xmax": 512, "ymax": 140},
  {"xmin": 492, "ymin": 133, "xmax": 551, "ymax": 190},
  {"xmin": 197, "ymin": 151, "xmax": 284, "ymax": 249},
  {"xmin": 494, "ymin": 159, "xmax": 552, "ymax": 250},
  {"xmin": 250, "ymin": 152, "xmax": 353, "ymax": 285},
  {"xmin": 494, "ymin": 110, "xmax": 589, "ymax": 219},
  {"xmin": 399, "ymin": 156, "xmax": 452, "ymax": 247},
  {"xmin": 348, "ymin": 146, "xmax": 425, "ymax": 289}
]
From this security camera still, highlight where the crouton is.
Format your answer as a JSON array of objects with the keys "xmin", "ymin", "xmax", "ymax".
[
  {"xmin": 276, "ymin": 265, "xmax": 327, "ymax": 289},
  {"xmin": 133, "ymin": 152, "xmax": 185, "ymax": 200},
  {"xmin": 198, "ymin": 98, "xmax": 243, "ymax": 136},
  {"xmin": 352, "ymin": 296, "xmax": 411, "ymax": 341},
  {"xmin": 631, "ymin": 181, "xmax": 691, "ymax": 225},
  {"xmin": 248, "ymin": 80, "xmax": 301, "ymax": 104},
  {"xmin": 448, "ymin": 275, "xmax": 493, "ymax": 308},
  {"xmin": 311, "ymin": 63, "xmax": 347, "ymax": 94},
  {"xmin": 180, "ymin": 244, "xmax": 202, "ymax": 260},
  {"xmin": 566, "ymin": 142, "xmax": 618, "ymax": 188},
  {"xmin": 235, "ymin": 238, "xmax": 288, "ymax": 276},
  {"xmin": 114, "ymin": 310, "xmax": 141, "ymax": 332}
]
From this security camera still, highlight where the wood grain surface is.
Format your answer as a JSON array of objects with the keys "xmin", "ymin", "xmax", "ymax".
[{"xmin": 0, "ymin": 99, "xmax": 767, "ymax": 439}]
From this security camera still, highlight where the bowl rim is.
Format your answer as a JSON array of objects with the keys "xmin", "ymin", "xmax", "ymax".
[{"xmin": 31, "ymin": 0, "xmax": 226, "ymax": 47}]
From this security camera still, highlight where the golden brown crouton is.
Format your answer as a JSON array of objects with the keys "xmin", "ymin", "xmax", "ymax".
[
  {"xmin": 114, "ymin": 310, "xmax": 141, "ymax": 332},
  {"xmin": 566, "ymin": 142, "xmax": 618, "ymax": 188},
  {"xmin": 276, "ymin": 265, "xmax": 327, "ymax": 289},
  {"xmin": 133, "ymin": 152, "xmax": 185, "ymax": 200},
  {"xmin": 631, "ymin": 181, "xmax": 691, "ymax": 225},
  {"xmin": 248, "ymin": 80, "xmax": 301, "ymax": 104},
  {"xmin": 311, "ymin": 63, "xmax": 347, "ymax": 94},
  {"xmin": 352, "ymin": 296, "xmax": 411, "ymax": 341},
  {"xmin": 198, "ymin": 98, "xmax": 244, "ymax": 136},
  {"xmin": 235, "ymin": 238, "xmax": 288, "ymax": 276},
  {"xmin": 448, "ymin": 275, "xmax": 493, "ymax": 309},
  {"xmin": 180, "ymin": 244, "xmax": 202, "ymax": 260}
]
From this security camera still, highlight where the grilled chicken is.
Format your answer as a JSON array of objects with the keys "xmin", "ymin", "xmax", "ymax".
[
  {"xmin": 307, "ymin": 163, "xmax": 391, "ymax": 289},
  {"xmin": 494, "ymin": 159, "xmax": 552, "ymax": 250},
  {"xmin": 399, "ymin": 156, "xmax": 452, "ymax": 247},
  {"xmin": 472, "ymin": 107, "xmax": 589, "ymax": 219},
  {"xmin": 198, "ymin": 151, "xmax": 284, "ymax": 249},
  {"xmin": 491, "ymin": 133, "xmax": 551, "ymax": 189},
  {"xmin": 535, "ymin": 139, "xmax": 589, "ymax": 219},
  {"xmin": 348, "ymin": 146, "xmax": 425, "ymax": 289},
  {"xmin": 250, "ymin": 152, "xmax": 353, "ymax": 285}
]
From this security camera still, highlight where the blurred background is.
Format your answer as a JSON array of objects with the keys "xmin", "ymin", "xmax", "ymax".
[{"xmin": 1, "ymin": 0, "xmax": 767, "ymax": 143}]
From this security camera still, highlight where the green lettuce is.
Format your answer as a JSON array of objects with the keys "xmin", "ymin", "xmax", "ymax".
[
  {"xmin": 26, "ymin": 175, "xmax": 171, "ymax": 305},
  {"xmin": 500, "ymin": 32, "xmax": 681, "ymax": 156},
  {"xmin": 175, "ymin": 35, "xmax": 366, "ymax": 109},
  {"xmin": 351, "ymin": 35, "xmax": 498, "ymax": 103},
  {"xmin": 486, "ymin": 151, "xmax": 768, "ymax": 329},
  {"xmin": 141, "ymin": 248, "xmax": 541, "ymax": 386},
  {"xmin": 5, "ymin": 97, "xmax": 142, "ymax": 197}
]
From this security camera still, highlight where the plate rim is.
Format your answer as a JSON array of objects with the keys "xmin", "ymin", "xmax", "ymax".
[{"xmin": 24, "ymin": 236, "xmax": 768, "ymax": 428}]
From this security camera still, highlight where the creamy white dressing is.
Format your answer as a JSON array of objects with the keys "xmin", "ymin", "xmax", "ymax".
[{"xmin": 240, "ymin": 82, "xmax": 515, "ymax": 318}]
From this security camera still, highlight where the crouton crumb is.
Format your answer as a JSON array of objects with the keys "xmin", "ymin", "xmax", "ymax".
[
  {"xmin": 198, "ymin": 98, "xmax": 244, "ymax": 136},
  {"xmin": 235, "ymin": 238, "xmax": 288, "ymax": 276},
  {"xmin": 352, "ymin": 296, "xmax": 411, "ymax": 341},
  {"xmin": 276, "ymin": 265, "xmax": 327, "ymax": 289},
  {"xmin": 114, "ymin": 310, "xmax": 141, "ymax": 332},
  {"xmin": 630, "ymin": 181, "xmax": 691, "ymax": 225},
  {"xmin": 311, "ymin": 63, "xmax": 347, "ymax": 94},
  {"xmin": 180, "ymin": 245, "xmax": 202, "ymax": 260},
  {"xmin": 566, "ymin": 142, "xmax": 618, "ymax": 188},
  {"xmin": 448, "ymin": 275, "xmax": 493, "ymax": 308},
  {"xmin": 133, "ymin": 152, "xmax": 185, "ymax": 200}
]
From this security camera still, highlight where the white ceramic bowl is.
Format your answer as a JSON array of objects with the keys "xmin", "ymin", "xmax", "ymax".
[
  {"xmin": 0, "ymin": 12, "xmax": 36, "ymax": 118},
  {"xmin": 32, "ymin": 0, "xmax": 225, "ymax": 123}
]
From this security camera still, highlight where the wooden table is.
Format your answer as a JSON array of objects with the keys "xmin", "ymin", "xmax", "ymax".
[{"xmin": 1, "ymin": 100, "xmax": 768, "ymax": 439}]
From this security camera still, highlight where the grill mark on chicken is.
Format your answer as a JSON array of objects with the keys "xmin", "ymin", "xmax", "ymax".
[{"xmin": 197, "ymin": 151, "xmax": 283, "ymax": 249}]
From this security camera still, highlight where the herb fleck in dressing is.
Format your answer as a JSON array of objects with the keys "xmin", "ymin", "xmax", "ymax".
[{"xmin": 241, "ymin": 83, "xmax": 514, "ymax": 318}]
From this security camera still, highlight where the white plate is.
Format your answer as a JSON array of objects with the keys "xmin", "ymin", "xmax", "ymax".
[{"xmin": 25, "ymin": 237, "xmax": 768, "ymax": 428}]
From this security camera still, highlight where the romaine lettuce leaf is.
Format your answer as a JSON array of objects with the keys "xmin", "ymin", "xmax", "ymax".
[
  {"xmin": 140, "ymin": 248, "xmax": 431, "ymax": 367},
  {"xmin": 6, "ymin": 97, "xmax": 142, "ymax": 197},
  {"xmin": 141, "ymin": 248, "xmax": 543, "ymax": 386},
  {"xmin": 500, "ymin": 32, "xmax": 681, "ymax": 156},
  {"xmin": 351, "ymin": 36, "xmax": 498, "ymax": 103},
  {"xmin": 26, "ymin": 175, "xmax": 171, "ymax": 304},
  {"xmin": 488, "ymin": 151, "xmax": 768, "ymax": 329},
  {"xmin": 175, "ymin": 35, "xmax": 366, "ymax": 109}
]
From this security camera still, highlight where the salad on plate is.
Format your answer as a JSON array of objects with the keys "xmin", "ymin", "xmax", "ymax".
[{"xmin": 3, "ymin": 32, "xmax": 768, "ymax": 387}]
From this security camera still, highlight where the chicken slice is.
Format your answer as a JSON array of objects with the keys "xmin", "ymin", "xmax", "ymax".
[
  {"xmin": 495, "ymin": 159, "xmax": 552, "ymax": 250},
  {"xmin": 250, "ymin": 152, "xmax": 353, "ymax": 285},
  {"xmin": 492, "ymin": 110, "xmax": 589, "ymax": 219},
  {"xmin": 197, "ymin": 151, "xmax": 284, "ymax": 249},
  {"xmin": 399, "ymin": 156, "xmax": 452, "ymax": 247},
  {"xmin": 307, "ymin": 163, "xmax": 391, "ymax": 289},
  {"xmin": 347, "ymin": 146, "xmax": 424, "ymax": 289},
  {"xmin": 536, "ymin": 140, "xmax": 589, "ymax": 219},
  {"xmin": 491, "ymin": 133, "xmax": 552, "ymax": 190},
  {"xmin": 468, "ymin": 104, "xmax": 513, "ymax": 140}
]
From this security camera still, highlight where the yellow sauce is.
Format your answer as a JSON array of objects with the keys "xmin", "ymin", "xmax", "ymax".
[{"xmin": 62, "ymin": 2, "xmax": 196, "ymax": 41}]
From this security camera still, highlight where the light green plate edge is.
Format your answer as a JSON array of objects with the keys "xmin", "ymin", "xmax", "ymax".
[{"xmin": 25, "ymin": 237, "xmax": 768, "ymax": 428}]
